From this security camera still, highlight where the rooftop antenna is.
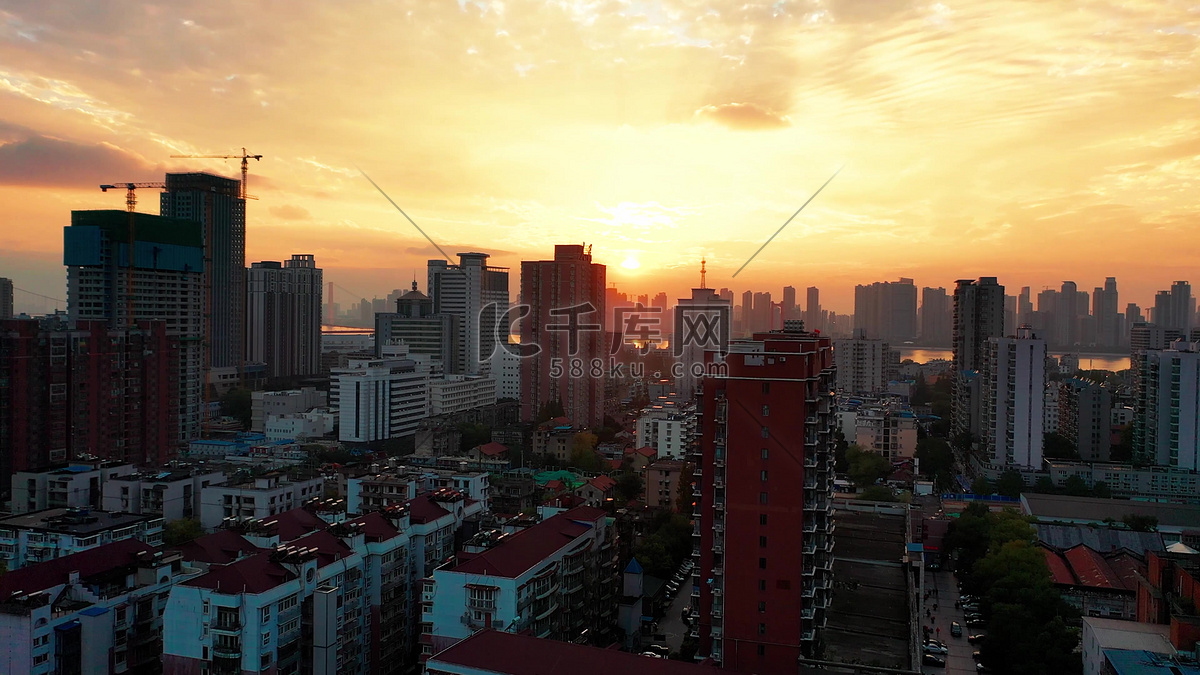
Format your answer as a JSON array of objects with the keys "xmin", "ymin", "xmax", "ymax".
[{"xmin": 700, "ymin": 258, "xmax": 707, "ymax": 290}]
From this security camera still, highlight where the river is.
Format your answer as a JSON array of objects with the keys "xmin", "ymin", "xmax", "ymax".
[{"xmin": 896, "ymin": 347, "xmax": 1129, "ymax": 372}]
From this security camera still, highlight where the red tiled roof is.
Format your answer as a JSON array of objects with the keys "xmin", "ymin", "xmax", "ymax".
[
  {"xmin": 585, "ymin": 475, "xmax": 617, "ymax": 492},
  {"xmin": 288, "ymin": 530, "xmax": 353, "ymax": 568},
  {"xmin": 171, "ymin": 530, "xmax": 262, "ymax": 565},
  {"xmin": 429, "ymin": 629, "xmax": 715, "ymax": 675},
  {"xmin": 183, "ymin": 553, "xmax": 296, "ymax": 594},
  {"xmin": 264, "ymin": 507, "xmax": 327, "ymax": 542},
  {"xmin": 634, "ymin": 446, "xmax": 657, "ymax": 457},
  {"xmin": 408, "ymin": 494, "xmax": 451, "ymax": 524},
  {"xmin": 607, "ymin": 459, "xmax": 623, "ymax": 470},
  {"xmin": 450, "ymin": 507, "xmax": 606, "ymax": 578},
  {"xmin": 1103, "ymin": 550, "xmax": 1146, "ymax": 592},
  {"xmin": 1064, "ymin": 544, "xmax": 1122, "ymax": 589},
  {"xmin": 0, "ymin": 539, "xmax": 156, "ymax": 597},
  {"xmin": 1042, "ymin": 546, "xmax": 1076, "ymax": 586},
  {"xmin": 345, "ymin": 511, "xmax": 403, "ymax": 542},
  {"xmin": 478, "ymin": 442, "xmax": 508, "ymax": 457},
  {"xmin": 545, "ymin": 480, "xmax": 565, "ymax": 491}
]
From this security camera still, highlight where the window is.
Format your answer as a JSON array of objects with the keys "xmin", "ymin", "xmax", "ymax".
[
  {"xmin": 34, "ymin": 654, "xmax": 49, "ymax": 666},
  {"xmin": 260, "ymin": 606, "xmax": 271, "ymax": 623},
  {"xmin": 262, "ymin": 632, "xmax": 271, "ymax": 646},
  {"xmin": 757, "ymin": 645, "xmax": 766, "ymax": 657},
  {"xmin": 760, "ymin": 514, "xmax": 768, "ymax": 525},
  {"xmin": 278, "ymin": 594, "xmax": 298, "ymax": 613},
  {"xmin": 758, "ymin": 623, "xmax": 766, "ymax": 635},
  {"xmin": 759, "ymin": 557, "xmax": 767, "ymax": 570},
  {"xmin": 759, "ymin": 580, "xmax": 767, "ymax": 591},
  {"xmin": 761, "ymin": 426, "xmax": 769, "ymax": 438},
  {"xmin": 761, "ymin": 448, "xmax": 768, "ymax": 460},
  {"xmin": 762, "ymin": 382, "xmax": 770, "ymax": 394},
  {"xmin": 762, "ymin": 405, "xmax": 770, "ymax": 417},
  {"xmin": 759, "ymin": 492, "xmax": 768, "ymax": 505},
  {"xmin": 761, "ymin": 470, "xmax": 768, "ymax": 482},
  {"xmin": 758, "ymin": 601, "xmax": 766, "ymax": 613},
  {"xmin": 759, "ymin": 536, "xmax": 767, "ymax": 547},
  {"xmin": 33, "ymin": 635, "xmax": 49, "ymax": 648}
]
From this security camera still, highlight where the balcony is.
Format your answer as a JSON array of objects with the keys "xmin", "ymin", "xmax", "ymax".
[
  {"xmin": 802, "ymin": 608, "xmax": 815, "ymax": 620},
  {"xmin": 212, "ymin": 644, "xmax": 241, "ymax": 659},
  {"xmin": 212, "ymin": 621, "xmax": 241, "ymax": 634},
  {"xmin": 802, "ymin": 629, "xmax": 815, "ymax": 642},
  {"xmin": 802, "ymin": 541, "xmax": 816, "ymax": 556},
  {"xmin": 713, "ymin": 477, "xmax": 724, "ymax": 489},
  {"xmin": 803, "ymin": 455, "xmax": 818, "ymax": 468}
]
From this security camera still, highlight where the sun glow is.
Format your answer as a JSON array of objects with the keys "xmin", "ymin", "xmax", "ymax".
[{"xmin": 621, "ymin": 255, "xmax": 641, "ymax": 270}]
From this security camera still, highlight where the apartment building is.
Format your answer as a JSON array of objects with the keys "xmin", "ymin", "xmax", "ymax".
[
  {"xmin": 422, "ymin": 506, "xmax": 618, "ymax": 660},
  {"xmin": 645, "ymin": 460, "xmax": 687, "ymax": 512},
  {"xmin": 102, "ymin": 467, "xmax": 224, "ymax": 523},
  {"xmin": 429, "ymin": 376, "xmax": 497, "ymax": 416},
  {"xmin": 198, "ymin": 472, "xmax": 326, "ymax": 529},
  {"xmin": 251, "ymin": 387, "xmax": 328, "ymax": 432},
  {"xmin": 854, "ymin": 408, "xmax": 918, "ymax": 461},
  {"xmin": 636, "ymin": 406, "xmax": 697, "ymax": 460},
  {"xmin": 0, "ymin": 540, "xmax": 185, "ymax": 675},
  {"xmin": 0, "ymin": 508, "xmax": 163, "ymax": 570},
  {"xmin": 10, "ymin": 461, "xmax": 136, "ymax": 515}
]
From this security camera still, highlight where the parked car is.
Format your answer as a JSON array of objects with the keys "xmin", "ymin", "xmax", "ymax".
[
  {"xmin": 923, "ymin": 642, "xmax": 949, "ymax": 655},
  {"xmin": 922, "ymin": 654, "xmax": 947, "ymax": 667},
  {"xmin": 640, "ymin": 652, "xmax": 664, "ymax": 659},
  {"xmin": 976, "ymin": 664, "xmax": 993, "ymax": 673},
  {"xmin": 966, "ymin": 617, "xmax": 987, "ymax": 628},
  {"xmin": 968, "ymin": 634, "xmax": 986, "ymax": 644},
  {"xmin": 950, "ymin": 621, "xmax": 962, "ymax": 638}
]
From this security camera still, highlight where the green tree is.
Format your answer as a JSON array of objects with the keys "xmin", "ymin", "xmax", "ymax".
[
  {"xmin": 1123, "ymin": 513, "xmax": 1158, "ymax": 532},
  {"xmin": 1043, "ymin": 432, "xmax": 1079, "ymax": 460},
  {"xmin": 535, "ymin": 399, "xmax": 566, "ymax": 424},
  {"xmin": 676, "ymin": 463, "xmax": 695, "ymax": 513},
  {"xmin": 846, "ymin": 444, "xmax": 890, "ymax": 488},
  {"xmin": 859, "ymin": 485, "xmax": 897, "ymax": 502},
  {"xmin": 971, "ymin": 476, "xmax": 992, "ymax": 495},
  {"xmin": 457, "ymin": 422, "xmax": 492, "ymax": 452},
  {"xmin": 1064, "ymin": 474, "xmax": 1091, "ymax": 496},
  {"xmin": 616, "ymin": 472, "xmax": 643, "ymax": 503},
  {"xmin": 914, "ymin": 437, "xmax": 954, "ymax": 478},
  {"xmin": 1092, "ymin": 481, "xmax": 1112, "ymax": 498},
  {"xmin": 163, "ymin": 518, "xmax": 204, "ymax": 546},
  {"xmin": 220, "ymin": 387, "xmax": 253, "ymax": 429},
  {"xmin": 996, "ymin": 470, "xmax": 1026, "ymax": 498},
  {"xmin": 1033, "ymin": 476, "xmax": 1058, "ymax": 493}
]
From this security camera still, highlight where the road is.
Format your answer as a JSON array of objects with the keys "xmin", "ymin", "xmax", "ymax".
[
  {"xmin": 922, "ymin": 568, "xmax": 978, "ymax": 675},
  {"xmin": 656, "ymin": 578, "xmax": 693, "ymax": 655}
]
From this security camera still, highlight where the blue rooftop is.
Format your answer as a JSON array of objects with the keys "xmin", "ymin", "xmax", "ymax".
[
  {"xmin": 1104, "ymin": 649, "xmax": 1200, "ymax": 674},
  {"xmin": 625, "ymin": 557, "xmax": 644, "ymax": 575},
  {"xmin": 80, "ymin": 606, "xmax": 109, "ymax": 617}
]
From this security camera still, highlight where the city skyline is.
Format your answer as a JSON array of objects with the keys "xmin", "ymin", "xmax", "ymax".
[{"xmin": 3, "ymin": 2, "xmax": 1200, "ymax": 313}]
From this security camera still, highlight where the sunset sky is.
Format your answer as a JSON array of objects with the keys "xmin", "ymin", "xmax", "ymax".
[{"xmin": 2, "ymin": 0, "xmax": 1199, "ymax": 316}]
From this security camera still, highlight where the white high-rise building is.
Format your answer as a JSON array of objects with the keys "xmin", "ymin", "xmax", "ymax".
[
  {"xmin": 834, "ymin": 332, "xmax": 891, "ymax": 394},
  {"xmin": 982, "ymin": 327, "xmax": 1046, "ymax": 470},
  {"xmin": 427, "ymin": 253, "xmax": 509, "ymax": 375},
  {"xmin": 487, "ymin": 343, "xmax": 521, "ymax": 400},
  {"xmin": 674, "ymin": 287, "xmax": 730, "ymax": 398},
  {"xmin": 1135, "ymin": 340, "xmax": 1200, "ymax": 469},
  {"xmin": 331, "ymin": 352, "xmax": 431, "ymax": 443},
  {"xmin": 246, "ymin": 254, "xmax": 323, "ymax": 378}
]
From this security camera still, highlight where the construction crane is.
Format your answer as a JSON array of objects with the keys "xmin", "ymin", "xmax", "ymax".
[
  {"xmin": 98, "ymin": 182, "xmax": 166, "ymax": 330},
  {"xmin": 99, "ymin": 182, "xmax": 167, "ymax": 212},
  {"xmin": 169, "ymin": 147, "xmax": 263, "ymax": 200}
]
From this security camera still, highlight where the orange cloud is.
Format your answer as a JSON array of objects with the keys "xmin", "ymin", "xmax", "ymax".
[{"xmin": 693, "ymin": 103, "xmax": 792, "ymax": 130}]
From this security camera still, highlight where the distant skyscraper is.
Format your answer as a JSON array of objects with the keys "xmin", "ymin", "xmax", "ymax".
[
  {"xmin": 981, "ymin": 327, "xmax": 1046, "ymax": 470},
  {"xmin": 159, "ymin": 172, "xmax": 245, "ymax": 376},
  {"xmin": 375, "ymin": 281, "xmax": 462, "ymax": 372},
  {"xmin": 0, "ymin": 277, "xmax": 11, "ymax": 319},
  {"xmin": 919, "ymin": 287, "xmax": 951, "ymax": 346},
  {"xmin": 65, "ymin": 210, "xmax": 204, "ymax": 442},
  {"xmin": 782, "ymin": 286, "xmax": 797, "ymax": 320},
  {"xmin": 520, "ymin": 245, "xmax": 606, "ymax": 426},
  {"xmin": 834, "ymin": 333, "xmax": 891, "ymax": 394},
  {"xmin": 1057, "ymin": 281, "xmax": 1078, "ymax": 346},
  {"xmin": 674, "ymin": 288, "xmax": 730, "ymax": 397},
  {"xmin": 1134, "ymin": 340, "xmax": 1200, "ymax": 469},
  {"xmin": 246, "ymin": 254, "xmax": 323, "ymax": 379},
  {"xmin": 1093, "ymin": 277, "xmax": 1120, "ymax": 348},
  {"xmin": 752, "ymin": 292, "xmax": 772, "ymax": 333},
  {"xmin": 741, "ymin": 290, "xmax": 753, "ymax": 334},
  {"xmin": 1004, "ymin": 295, "xmax": 1017, "ymax": 336},
  {"xmin": 428, "ymin": 252, "xmax": 510, "ymax": 375},
  {"xmin": 805, "ymin": 287, "xmax": 821, "ymax": 332},
  {"xmin": 1018, "ymin": 287, "xmax": 1033, "ymax": 327},
  {"xmin": 853, "ymin": 278, "xmax": 917, "ymax": 342},
  {"xmin": 952, "ymin": 277, "xmax": 1005, "ymax": 443},
  {"xmin": 1169, "ymin": 281, "xmax": 1193, "ymax": 336}
]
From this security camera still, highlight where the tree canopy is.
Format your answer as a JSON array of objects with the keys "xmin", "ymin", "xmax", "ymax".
[{"xmin": 845, "ymin": 444, "xmax": 890, "ymax": 488}]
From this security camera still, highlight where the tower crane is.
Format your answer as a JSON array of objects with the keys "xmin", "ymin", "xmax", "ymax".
[
  {"xmin": 169, "ymin": 147, "xmax": 263, "ymax": 200},
  {"xmin": 99, "ymin": 182, "xmax": 167, "ymax": 212},
  {"xmin": 98, "ymin": 182, "xmax": 167, "ymax": 329}
]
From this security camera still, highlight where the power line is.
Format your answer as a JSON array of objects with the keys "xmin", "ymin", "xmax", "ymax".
[{"xmin": 13, "ymin": 287, "xmax": 66, "ymax": 303}]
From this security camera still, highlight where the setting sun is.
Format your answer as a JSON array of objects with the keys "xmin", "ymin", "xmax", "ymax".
[{"xmin": 621, "ymin": 255, "xmax": 641, "ymax": 270}]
